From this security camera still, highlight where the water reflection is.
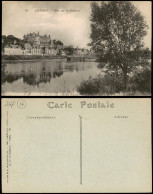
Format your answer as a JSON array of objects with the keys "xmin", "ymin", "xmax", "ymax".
[
  {"xmin": 2, "ymin": 59, "xmax": 101, "ymax": 94},
  {"xmin": 2, "ymin": 61, "xmax": 64, "ymax": 86}
]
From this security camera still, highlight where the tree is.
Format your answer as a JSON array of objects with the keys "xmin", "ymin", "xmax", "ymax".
[
  {"xmin": 53, "ymin": 39, "xmax": 57, "ymax": 45},
  {"xmin": 63, "ymin": 46, "xmax": 74, "ymax": 55},
  {"xmin": 90, "ymin": 1, "xmax": 148, "ymax": 90},
  {"xmin": 2, "ymin": 35, "xmax": 23, "ymax": 49},
  {"xmin": 56, "ymin": 40, "xmax": 63, "ymax": 46}
]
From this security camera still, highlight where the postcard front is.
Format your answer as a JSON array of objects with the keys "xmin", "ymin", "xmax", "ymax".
[
  {"xmin": 1, "ymin": 98, "xmax": 152, "ymax": 193},
  {"xmin": 2, "ymin": 1, "xmax": 151, "ymax": 96}
]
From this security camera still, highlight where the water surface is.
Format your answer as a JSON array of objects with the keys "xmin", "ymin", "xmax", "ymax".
[{"xmin": 2, "ymin": 59, "xmax": 102, "ymax": 95}]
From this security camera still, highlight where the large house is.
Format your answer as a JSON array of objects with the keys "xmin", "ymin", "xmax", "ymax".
[
  {"xmin": 4, "ymin": 44, "xmax": 24, "ymax": 55},
  {"xmin": 23, "ymin": 32, "xmax": 54, "ymax": 48},
  {"xmin": 3, "ymin": 32, "xmax": 62, "ymax": 56},
  {"xmin": 2, "ymin": 33, "xmax": 92, "ymax": 56}
]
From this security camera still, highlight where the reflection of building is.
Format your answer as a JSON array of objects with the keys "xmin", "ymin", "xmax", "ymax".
[{"xmin": 2, "ymin": 61, "xmax": 64, "ymax": 86}]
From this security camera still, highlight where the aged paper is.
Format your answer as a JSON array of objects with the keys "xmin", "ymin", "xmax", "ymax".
[
  {"xmin": 2, "ymin": 98, "xmax": 152, "ymax": 193},
  {"xmin": 2, "ymin": 1, "xmax": 151, "ymax": 96}
]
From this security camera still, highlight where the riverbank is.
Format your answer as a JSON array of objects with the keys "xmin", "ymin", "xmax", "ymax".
[
  {"xmin": 2, "ymin": 90, "xmax": 150, "ymax": 96},
  {"xmin": 2, "ymin": 55, "xmax": 67, "ymax": 61},
  {"xmin": 2, "ymin": 55, "xmax": 97, "ymax": 62},
  {"xmin": 2, "ymin": 59, "xmax": 68, "ymax": 63}
]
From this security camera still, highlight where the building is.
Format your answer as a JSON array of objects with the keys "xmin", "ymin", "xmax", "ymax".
[
  {"xmin": 22, "ymin": 32, "xmax": 61, "ymax": 55},
  {"xmin": 3, "ymin": 32, "xmax": 65, "ymax": 56},
  {"xmin": 73, "ymin": 48, "xmax": 90, "ymax": 56},
  {"xmin": 23, "ymin": 32, "xmax": 53, "ymax": 49},
  {"xmin": 4, "ymin": 45, "xmax": 23, "ymax": 55}
]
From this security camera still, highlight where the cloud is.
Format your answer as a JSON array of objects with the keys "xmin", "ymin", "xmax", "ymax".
[
  {"xmin": 2, "ymin": 1, "xmax": 151, "ymax": 49},
  {"xmin": 2, "ymin": 1, "xmax": 91, "ymax": 48}
]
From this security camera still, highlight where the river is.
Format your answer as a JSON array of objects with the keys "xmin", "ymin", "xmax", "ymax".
[{"xmin": 2, "ymin": 59, "xmax": 102, "ymax": 96}]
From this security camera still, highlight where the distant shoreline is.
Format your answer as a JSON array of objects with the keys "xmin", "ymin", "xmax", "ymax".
[
  {"xmin": 2, "ymin": 55, "xmax": 66, "ymax": 60},
  {"xmin": 2, "ymin": 59, "xmax": 63, "ymax": 63},
  {"xmin": 2, "ymin": 58, "xmax": 67, "ymax": 63},
  {"xmin": 2, "ymin": 55, "xmax": 97, "ymax": 63}
]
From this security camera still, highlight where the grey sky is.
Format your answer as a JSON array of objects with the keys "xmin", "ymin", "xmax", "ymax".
[{"xmin": 2, "ymin": 1, "xmax": 152, "ymax": 49}]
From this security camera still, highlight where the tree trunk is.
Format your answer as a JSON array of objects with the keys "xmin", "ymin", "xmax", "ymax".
[{"xmin": 123, "ymin": 70, "xmax": 128, "ymax": 91}]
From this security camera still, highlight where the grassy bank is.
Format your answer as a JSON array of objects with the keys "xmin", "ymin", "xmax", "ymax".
[{"xmin": 77, "ymin": 66, "xmax": 151, "ymax": 96}]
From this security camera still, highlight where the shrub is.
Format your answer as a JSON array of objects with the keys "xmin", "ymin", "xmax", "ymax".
[
  {"xmin": 77, "ymin": 75, "xmax": 102, "ymax": 95},
  {"xmin": 77, "ymin": 66, "xmax": 151, "ymax": 95},
  {"xmin": 77, "ymin": 72, "xmax": 124, "ymax": 95},
  {"xmin": 128, "ymin": 67, "xmax": 151, "ymax": 93}
]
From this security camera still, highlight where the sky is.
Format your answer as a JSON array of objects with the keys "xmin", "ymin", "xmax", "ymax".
[{"xmin": 2, "ymin": 1, "xmax": 152, "ymax": 49}]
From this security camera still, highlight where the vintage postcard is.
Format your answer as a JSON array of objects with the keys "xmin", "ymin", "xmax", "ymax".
[
  {"xmin": 2, "ymin": 1, "xmax": 151, "ymax": 96},
  {"xmin": 2, "ymin": 98, "xmax": 152, "ymax": 193}
]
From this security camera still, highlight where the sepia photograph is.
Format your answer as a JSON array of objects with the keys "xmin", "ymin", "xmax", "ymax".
[{"xmin": 2, "ymin": 1, "xmax": 152, "ymax": 96}]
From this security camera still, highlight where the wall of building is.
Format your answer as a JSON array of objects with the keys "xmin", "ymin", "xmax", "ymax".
[
  {"xmin": 4, "ymin": 47, "xmax": 23, "ymax": 55},
  {"xmin": 44, "ymin": 48, "xmax": 58, "ymax": 56},
  {"xmin": 4, "ymin": 47, "xmax": 59, "ymax": 56},
  {"xmin": 30, "ymin": 48, "xmax": 41, "ymax": 55}
]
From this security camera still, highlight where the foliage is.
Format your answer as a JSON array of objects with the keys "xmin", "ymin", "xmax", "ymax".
[
  {"xmin": 77, "ymin": 73, "xmax": 124, "ymax": 95},
  {"xmin": 128, "ymin": 67, "xmax": 151, "ymax": 93},
  {"xmin": 63, "ymin": 46, "xmax": 74, "ymax": 55},
  {"xmin": 90, "ymin": 1, "xmax": 148, "ymax": 89},
  {"xmin": 77, "ymin": 66, "xmax": 151, "ymax": 95},
  {"xmin": 53, "ymin": 39, "xmax": 63, "ymax": 46},
  {"xmin": 2, "ymin": 35, "xmax": 24, "ymax": 50},
  {"xmin": 77, "ymin": 75, "xmax": 102, "ymax": 94}
]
